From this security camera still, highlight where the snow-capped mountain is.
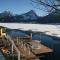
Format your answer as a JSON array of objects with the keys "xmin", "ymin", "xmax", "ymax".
[
  {"xmin": 0, "ymin": 10, "xmax": 60, "ymax": 23},
  {"xmin": 0, "ymin": 10, "xmax": 38, "ymax": 22},
  {"xmin": 21, "ymin": 10, "xmax": 38, "ymax": 20},
  {"xmin": 0, "ymin": 11, "xmax": 13, "ymax": 17}
]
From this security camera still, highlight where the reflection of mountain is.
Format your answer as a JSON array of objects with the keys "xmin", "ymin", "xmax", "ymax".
[{"xmin": 0, "ymin": 10, "xmax": 38, "ymax": 23}]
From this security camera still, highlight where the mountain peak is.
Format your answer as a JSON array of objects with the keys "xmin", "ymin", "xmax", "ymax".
[
  {"xmin": 27, "ymin": 10, "xmax": 36, "ymax": 14},
  {"xmin": 26, "ymin": 10, "xmax": 37, "ymax": 16},
  {"xmin": 0, "ymin": 11, "xmax": 13, "ymax": 17},
  {"xmin": 0, "ymin": 10, "xmax": 38, "ymax": 22},
  {"xmin": 21, "ymin": 10, "xmax": 38, "ymax": 20}
]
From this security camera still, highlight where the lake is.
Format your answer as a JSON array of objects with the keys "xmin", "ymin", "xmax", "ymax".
[{"xmin": 0, "ymin": 23, "xmax": 60, "ymax": 60}]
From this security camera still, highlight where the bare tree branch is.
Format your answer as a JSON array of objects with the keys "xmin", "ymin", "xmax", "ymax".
[{"xmin": 31, "ymin": 0, "xmax": 60, "ymax": 13}]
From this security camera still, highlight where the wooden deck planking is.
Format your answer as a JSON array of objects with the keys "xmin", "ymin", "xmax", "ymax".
[
  {"xmin": 15, "ymin": 40, "xmax": 53, "ymax": 59},
  {"xmin": 32, "ymin": 44, "xmax": 53, "ymax": 54},
  {"xmin": 29, "ymin": 40, "xmax": 53, "ymax": 55}
]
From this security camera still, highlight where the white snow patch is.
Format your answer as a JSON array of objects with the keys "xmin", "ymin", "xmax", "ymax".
[{"xmin": 0, "ymin": 23, "xmax": 60, "ymax": 37}]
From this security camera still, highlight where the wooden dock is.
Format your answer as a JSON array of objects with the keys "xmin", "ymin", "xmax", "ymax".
[
  {"xmin": 0, "ymin": 35, "xmax": 53, "ymax": 60},
  {"xmin": 16, "ymin": 40, "xmax": 53, "ymax": 60}
]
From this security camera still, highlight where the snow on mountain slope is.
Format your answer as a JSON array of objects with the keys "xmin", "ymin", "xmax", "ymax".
[{"xmin": 21, "ymin": 10, "xmax": 38, "ymax": 20}]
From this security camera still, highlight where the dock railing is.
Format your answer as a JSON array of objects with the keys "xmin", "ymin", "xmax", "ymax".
[{"xmin": 5, "ymin": 34, "xmax": 20, "ymax": 60}]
